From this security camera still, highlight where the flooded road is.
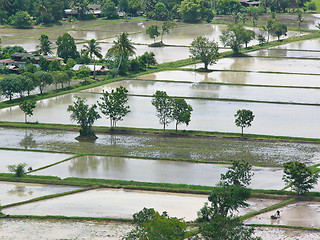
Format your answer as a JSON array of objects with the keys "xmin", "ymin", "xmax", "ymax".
[{"xmin": 31, "ymin": 155, "xmax": 285, "ymax": 190}]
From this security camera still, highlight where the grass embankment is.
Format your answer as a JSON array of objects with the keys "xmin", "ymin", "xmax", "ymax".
[{"xmin": 1, "ymin": 121, "xmax": 320, "ymax": 144}]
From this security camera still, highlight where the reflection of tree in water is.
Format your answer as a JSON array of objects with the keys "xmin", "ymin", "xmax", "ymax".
[
  {"xmin": 7, "ymin": 186, "xmax": 33, "ymax": 197},
  {"xmin": 190, "ymin": 83, "xmax": 220, "ymax": 99},
  {"xmin": 219, "ymin": 71, "xmax": 248, "ymax": 85},
  {"xmin": 19, "ymin": 131, "xmax": 37, "ymax": 149},
  {"xmin": 68, "ymin": 155, "xmax": 125, "ymax": 175}
]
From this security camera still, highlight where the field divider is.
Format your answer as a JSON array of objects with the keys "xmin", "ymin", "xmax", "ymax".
[{"xmin": 245, "ymin": 223, "xmax": 320, "ymax": 232}]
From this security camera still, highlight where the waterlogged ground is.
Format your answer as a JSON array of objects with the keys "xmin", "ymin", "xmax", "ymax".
[
  {"xmin": 2, "ymin": 188, "xmax": 280, "ymax": 221},
  {"xmin": 271, "ymin": 38, "xmax": 320, "ymax": 51},
  {"xmin": 183, "ymin": 57, "xmax": 320, "ymax": 74},
  {"xmin": 139, "ymin": 70, "xmax": 320, "ymax": 88},
  {"xmin": 254, "ymin": 227, "xmax": 320, "ymax": 240},
  {"xmin": 248, "ymin": 49, "xmax": 320, "ymax": 59},
  {"xmin": 0, "ymin": 218, "xmax": 133, "ymax": 240},
  {"xmin": 0, "ymin": 181, "xmax": 80, "ymax": 205},
  {"xmin": 1, "ymin": 93, "xmax": 320, "ymax": 138},
  {"xmin": 0, "ymin": 149, "xmax": 72, "ymax": 173},
  {"xmin": 1, "ymin": 127, "xmax": 320, "ymax": 166},
  {"xmin": 31, "ymin": 155, "xmax": 285, "ymax": 190},
  {"xmin": 82, "ymin": 79, "xmax": 320, "ymax": 104},
  {"xmin": 245, "ymin": 202, "xmax": 320, "ymax": 228}
]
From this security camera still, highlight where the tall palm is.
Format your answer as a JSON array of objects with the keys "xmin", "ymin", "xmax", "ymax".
[
  {"xmin": 36, "ymin": 0, "xmax": 48, "ymax": 25},
  {"xmin": 37, "ymin": 34, "xmax": 53, "ymax": 56},
  {"xmin": 83, "ymin": 39, "xmax": 102, "ymax": 79},
  {"xmin": 107, "ymin": 32, "xmax": 136, "ymax": 70},
  {"xmin": 0, "ymin": 0, "xmax": 11, "ymax": 10}
]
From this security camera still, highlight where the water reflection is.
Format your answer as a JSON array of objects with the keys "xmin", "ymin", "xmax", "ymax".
[
  {"xmin": 19, "ymin": 131, "xmax": 37, "ymax": 149},
  {"xmin": 7, "ymin": 186, "xmax": 33, "ymax": 197}
]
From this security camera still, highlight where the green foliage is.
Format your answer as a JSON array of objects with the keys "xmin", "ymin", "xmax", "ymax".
[
  {"xmin": 204, "ymin": 8, "xmax": 214, "ymax": 23},
  {"xmin": 216, "ymin": 0, "xmax": 243, "ymax": 15},
  {"xmin": 98, "ymin": 86, "xmax": 130, "ymax": 129},
  {"xmin": 25, "ymin": 63, "xmax": 37, "ymax": 73},
  {"xmin": 242, "ymin": 29, "xmax": 255, "ymax": 48},
  {"xmin": 76, "ymin": 66, "xmax": 91, "ymax": 79},
  {"xmin": 0, "ymin": 75, "xmax": 20, "ymax": 101},
  {"xmin": 123, "ymin": 208, "xmax": 187, "ymax": 240},
  {"xmin": 34, "ymin": 71, "xmax": 53, "ymax": 94},
  {"xmin": 234, "ymin": 109, "xmax": 255, "ymax": 136},
  {"xmin": 65, "ymin": 58, "xmax": 77, "ymax": 70},
  {"xmin": 161, "ymin": 20, "xmax": 176, "ymax": 43},
  {"xmin": 220, "ymin": 24, "xmax": 245, "ymax": 54},
  {"xmin": 151, "ymin": 90, "xmax": 174, "ymax": 132},
  {"xmin": 271, "ymin": 22, "xmax": 287, "ymax": 41},
  {"xmin": 139, "ymin": 51, "xmax": 157, "ymax": 68},
  {"xmin": 56, "ymin": 33, "xmax": 79, "ymax": 62},
  {"xmin": 146, "ymin": 24, "xmax": 160, "ymax": 42},
  {"xmin": 101, "ymin": 0, "xmax": 119, "ymax": 19},
  {"xmin": 37, "ymin": 34, "xmax": 53, "ymax": 56},
  {"xmin": 49, "ymin": 60, "xmax": 63, "ymax": 72},
  {"xmin": 153, "ymin": 2, "xmax": 170, "ymax": 21},
  {"xmin": 19, "ymin": 100, "xmax": 36, "ymax": 123},
  {"xmin": 283, "ymin": 161, "xmax": 319, "ymax": 195},
  {"xmin": 8, "ymin": 163, "xmax": 27, "ymax": 177},
  {"xmin": 179, "ymin": 0, "xmax": 206, "ymax": 23},
  {"xmin": 172, "ymin": 98, "xmax": 193, "ymax": 132},
  {"xmin": 67, "ymin": 97, "xmax": 101, "ymax": 137},
  {"xmin": 52, "ymin": 71, "xmax": 70, "ymax": 89},
  {"xmin": 220, "ymin": 160, "xmax": 254, "ymax": 188},
  {"xmin": 39, "ymin": 56, "xmax": 50, "ymax": 71},
  {"xmin": 83, "ymin": 39, "xmax": 102, "ymax": 79},
  {"xmin": 189, "ymin": 36, "xmax": 219, "ymax": 70},
  {"xmin": 308, "ymin": 2, "xmax": 316, "ymax": 10},
  {"xmin": 10, "ymin": 11, "xmax": 33, "ymax": 29}
]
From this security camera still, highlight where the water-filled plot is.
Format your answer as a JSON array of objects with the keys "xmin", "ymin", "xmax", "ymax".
[
  {"xmin": 31, "ymin": 155, "xmax": 285, "ymax": 190},
  {"xmin": 0, "ymin": 149, "xmax": 73, "ymax": 173},
  {"xmin": 82, "ymin": 79, "xmax": 320, "ymax": 104},
  {"xmin": 0, "ymin": 218, "xmax": 133, "ymax": 240},
  {"xmin": 254, "ymin": 227, "xmax": 320, "ymax": 240},
  {"xmin": 139, "ymin": 70, "xmax": 320, "ymax": 88},
  {"xmin": 271, "ymin": 38, "xmax": 320, "ymax": 51},
  {"xmin": 2, "ymin": 188, "xmax": 280, "ymax": 221},
  {"xmin": 0, "ymin": 181, "xmax": 81, "ymax": 205},
  {"xmin": 248, "ymin": 49, "xmax": 320, "ymax": 59},
  {"xmin": 1, "ymin": 93, "xmax": 320, "ymax": 138},
  {"xmin": 245, "ymin": 202, "xmax": 320, "ymax": 228},
  {"xmin": 183, "ymin": 57, "xmax": 320, "ymax": 74}
]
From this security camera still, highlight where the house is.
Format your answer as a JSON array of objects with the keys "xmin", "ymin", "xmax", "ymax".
[
  {"xmin": 88, "ymin": 4, "xmax": 101, "ymax": 16},
  {"xmin": 72, "ymin": 64, "xmax": 109, "ymax": 75},
  {"xmin": 239, "ymin": 0, "xmax": 261, "ymax": 7},
  {"xmin": 0, "ymin": 59, "xmax": 15, "ymax": 67},
  {"xmin": 11, "ymin": 53, "xmax": 63, "ymax": 65}
]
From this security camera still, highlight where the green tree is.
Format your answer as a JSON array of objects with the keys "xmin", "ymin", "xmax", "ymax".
[
  {"xmin": 17, "ymin": 75, "xmax": 34, "ymax": 97},
  {"xmin": 220, "ymin": 160, "xmax": 254, "ymax": 188},
  {"xmin": 216, "ymin": 0, "xmax": 242, "ymax": 15},
  {"xmin": 260, "ymin": 18, "xmax": 275, "ymax": 43},
  {"xmin": 83, "ymin": 39, "xmax": 102, "ymax": 79},
  {"xmin": 124, "ymin": 208, "xmax": 187, "ymax": 240},
  {"xmin": 34, "ymin": 71, "xmax": 53, "ymax": 94},
  {"xmin": 107, "ymin": 32, "xmax": 136, "ymax": 70},
  {"xmin": 151, "ymin": 90, "xmax": 174, "ymax": 133},
  {"xmin": 101, "ymin": 0, "xmax": 119, "ymax": 19},
  {"xmin": 146, "ymin": 24, "xmax": 160, "ymax": 43},
  {"xmin": 139, "ymin": 51, "xmax": 157, "ymax": 68},
  {"xmin": 248, "ymin": 6, "xmax": 259, "ymax": 26},
  {"xmin": 67, "ymin": 96, "xmax": 101, "ymax": 138},
  {"xmin": 179, "ymin": 0, "xmax": 206, "ymax": 23},
  {"xmin": 189, "ymin": 36, "xmax": 219, "ymax": 70},
  {"xmin": 283, "ymin": 161, "xmax": 319, "ymax": 195},
  {"xmin": 98, "ymin": 86, "xmax": 130, "ymax": 129},
  {"xmin": 270, "ymin": 22, "xmax": 287, "ymax": 41},
  {"xmin": 242, "ymin": 29, "xmax": 255, "ymax": 48},
  {"xmin": 49, "ymin": 60, "xmax": 63, "ymax": 72},
  {"xmin": 56, "ymin": 33, "xmax": 80, "ymax": 62},
  {"xmin": 11, "ymin": 11, "xmax": 33, "ymax": 28},
  {"xmin": 36, "ymin": 0, "xmax": 48, "ymax": 25},
  {"xmin": 19, "ymin": 100, "xmax": 36, "ymax": 123},
  {"xmin": 220, "ymin": 24, "xmax": 245, "ymax": 55},
  {"xmin": 161, "ymin": 20, "xmax": 176, "ymax": 43},
  {"xmin": 8, "ymin": 163, "xmax": 27, "ymax": 177},
  {"xmin": 172, "ymin": 98, "xmax": 192, "ymax": 132},
  {"xmin": 234, "ymin": 109, "xmax": 255, "ymax": 136},
  {"xmin": 0, "ymin": 75, "xmax": 19, "ymax": 101},
  {"xmin": 37, "ymin": 34, "xmax": 53, "ymax": 56},
  {"xmin": 39, "ymin": 56, "xmax": 50, "ymax": 71},
  {"xmin": 153, "ymin": 2, "xmax": 169, "ymax": 21},
  {"xmin": 297, "ymin": 10, "xmax": 304, "ymax": 28}
]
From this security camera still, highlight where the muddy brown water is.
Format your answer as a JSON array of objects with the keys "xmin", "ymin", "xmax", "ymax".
[
  {"xmin": 254, "ymin": 227, "xmax": 320, "ymax": 240},
  {"xmin": 248, "ymin": 49, "xmax": 320, "ymax": 59},
  {"xmin": 245, "ymin": 201, "xmax": 320, "ymax": 228},
  {"xmin": 2, "ymin": 188, "xmax": 280, "ymax": 221},
  {"xmin": 30, "ymin": 155, "xmax": 285, "ymax": 190},
  {"xmin": 0, "ymin": 181, "xmax": 81, "ymax": 205},
  {"xmin": 139, "ymin": 70, "xmax": 320, "ymax": 88},
  {"xmin": 1, "ymin": 128, "xmax": 320, "ymax": 166},
  {"xmin": 0, "ymin": 149, "xmax": 72, "ymax": 173},
  {"xmin": 1, "ymin": 93, "xmax": 320, "ymax": 138}
]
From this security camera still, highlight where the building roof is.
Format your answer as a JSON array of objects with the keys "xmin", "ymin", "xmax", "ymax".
[
  {"xmin": 0, "ymin": 59, "xmax": 15, "ymax": 63},
  {"xmin": 73, "ymin": 64, "xmax": 109, "ymax": 72},
  {"xmin": 88, "ymin": 4, "xmax": 101, "ymax": 10}
]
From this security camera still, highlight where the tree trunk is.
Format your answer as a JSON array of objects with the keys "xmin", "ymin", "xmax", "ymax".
[
  {"xmin": 176, "ymin": 122, "xmax": 178, "ymax": 133},
  {"xmin": 25, "ymin": 113, "xmax": 27, "ymax": 123},
  {"xmin": 241, "ymin": 127, "xmax": 244, "ymax": 137},
  {"xmin": 117, "ymin": 54, "xmax": 123, "ymax": 70},
  {"xmin": 93, "ymin": 58, "xmax": 96, "ymax": 80}
]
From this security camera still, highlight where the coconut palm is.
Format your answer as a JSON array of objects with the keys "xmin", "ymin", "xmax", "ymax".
[
  {"xmin": 0, "ymin": 0, "xmax": 11, "ymax": 10},
  {"xmin": 83, "ymin": 39, "xmax": 102, "ymax": 79},
  {"xmin": 36, "ymin": 0, "xmax": 48, "ymax": 25},
  {"xmin": 107, "ymin": 32, "xmax": 135, "ymax": 70}
]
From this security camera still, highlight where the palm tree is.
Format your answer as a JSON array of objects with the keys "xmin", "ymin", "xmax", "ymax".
[
  {"xmin": 107, "ymin": 32, "xmax": 135, "ymax": 70},
  {"xmin": 83, "ymin": 39, "xmax": 102, "ymax": 79},
  {"xmin": 36, "ymin": 0, "xmax": 48, "ymax": 25},
  {"xmin": 0, "ymin": 0, "xmax": 11, "ymax": 10},
  {"xmin": 37, "ymin": 34, "xmax": 53, "ymax": 56}
]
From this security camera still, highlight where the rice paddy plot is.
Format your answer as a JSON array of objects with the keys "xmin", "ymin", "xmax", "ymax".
[{"xmin": 31, "ymin": 155, "xmax": 285, "ymax": 190}]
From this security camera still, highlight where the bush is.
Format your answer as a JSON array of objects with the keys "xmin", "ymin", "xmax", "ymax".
[
  {"xmin": 8, "ymin": 163, "xmax": 27, "ymax": 177},
  {"xmin": 308, "ymin": 2, "xmax": 316, "ymax": 10},
  {"xmin": 10, "ymin": 11, "xmax": 33, "ymax": 29}
]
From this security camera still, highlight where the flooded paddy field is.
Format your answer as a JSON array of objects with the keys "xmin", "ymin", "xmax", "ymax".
[
  {"xmin": 2, "ymin": 188, "xmax": 280, "ymax": 220},
  {"xmin": 271, "ymin": 38, "xmax": 320, "ymax": 51},
  {"xmin": 183, "ymin": 57, "xmax": 320, "ymax": 75},
  {"xmin": 248, "ymin": 48, "xmax": 320, "ymax": 59},
  {"xmin": 1, "ymin": 128, "xmax": 320, "ymax": 166},
  {"xmin": 245, "ymin": 201, "xmax": 320, "ymax": 228},
  {"xmin": 83, "ymin": 79, "xmax": 320, "ymax": 104},
  {"xmin": 254, "ymin": 227, "xmax": 320, "ymax": 240},
  {"xmin": 0, "ymin": 149, "xmax": 72, "ymax": 173},
  {"xmin": 31, "ymin": 155, "xmax": 285, "ymax": 190},
  {"xmin": 0, "ymin": 218, "xmax": 133, "ymax": 240},
  {"xmin": 0, "ymin": 181, "xmax": 81, "ymax": 206},
  {"xmin": 139, "ymin": 70, "xmax": 320, "ymax": 88},
  {"xmin": 1, "ymin": 93, "xmax": 320, "ymax": 138}
]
